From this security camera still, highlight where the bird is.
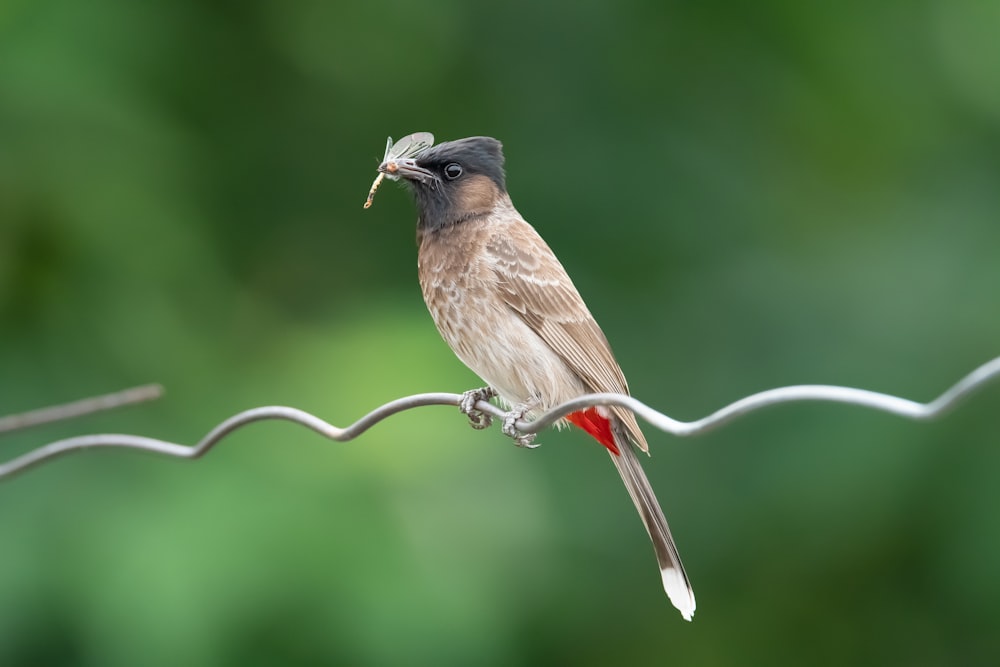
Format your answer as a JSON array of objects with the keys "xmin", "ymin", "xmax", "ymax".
[{"xmin": 370, "ymin": 133, "xmax": 696, "ymax": 621}]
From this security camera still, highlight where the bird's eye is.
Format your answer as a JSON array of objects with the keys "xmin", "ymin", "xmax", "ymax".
[{"xmin": 443, "ymin": 163, "xmax": 463, "ymax": 180}]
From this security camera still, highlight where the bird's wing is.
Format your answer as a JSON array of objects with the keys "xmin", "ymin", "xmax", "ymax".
[{"xmin": 485, "ymin": 220, "xmax": 649, "ymax": 451}]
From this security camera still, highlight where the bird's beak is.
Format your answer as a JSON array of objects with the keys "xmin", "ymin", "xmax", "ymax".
[{"xmin": 379, "ymin": 158, "xmax": 437, "ymax": 185}]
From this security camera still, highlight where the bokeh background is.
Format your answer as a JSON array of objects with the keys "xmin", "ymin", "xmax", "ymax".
[{"xmin": 2, "ymin": 1, "xmax": 999, "ymax": 665}]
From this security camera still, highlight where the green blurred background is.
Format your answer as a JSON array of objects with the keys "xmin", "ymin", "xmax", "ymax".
[{"xmin": 2, "ymin": 0, "xmax": 999, "ymax": 665}]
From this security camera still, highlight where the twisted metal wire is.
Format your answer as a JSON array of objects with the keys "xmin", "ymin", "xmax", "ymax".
[{"xmin": 2, "ymin": 356, "xmax": 998, "ymax": 481}]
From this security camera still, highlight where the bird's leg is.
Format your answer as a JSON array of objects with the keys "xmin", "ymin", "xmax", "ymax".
[
  {"xmin": 501, "ymin": 402, "xmax": 538, "ymax": 449},
  {"xmin": 459, "ymin": 386, "xmax": 497, "ymax": 430}
]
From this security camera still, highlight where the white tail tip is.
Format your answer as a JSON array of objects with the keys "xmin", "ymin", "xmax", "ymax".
[{"xmin": 661, "ymin": 567, "xmax": 696, "ymax": 621}]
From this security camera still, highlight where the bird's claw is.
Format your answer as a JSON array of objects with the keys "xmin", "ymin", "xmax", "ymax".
[
  {"xmin": 502, "ymin": 406, "xmax": 538, "ymax": 449},
  {"xmin": 460, "ymin": 387, "xmax": 497, "ymax": 430},
  {"xmin": 460, "ymin": 389, "xmax": 537, "ymax": 448}
]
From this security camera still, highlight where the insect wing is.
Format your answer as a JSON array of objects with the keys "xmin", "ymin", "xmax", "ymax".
[
  {"xmin": 387, "ymin": 132, "xmax": 434, "ymax": 161},
  {"xmin": 380, "ymin": 136, "xmax": 394, "ymax": 161}
]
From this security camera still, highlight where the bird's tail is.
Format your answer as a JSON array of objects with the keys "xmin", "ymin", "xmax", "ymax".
[{"xmin": 608, "ymin": 428, "xmax": 696, "ymax": 621}]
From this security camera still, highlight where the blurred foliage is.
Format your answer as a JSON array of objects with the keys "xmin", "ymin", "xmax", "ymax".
[{"xmin": 2, "ymin": 0, "xmax": 999, "ymax": 665}]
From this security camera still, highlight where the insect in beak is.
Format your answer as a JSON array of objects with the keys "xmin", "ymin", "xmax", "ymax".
[{"xmin": 363, "ymin": 132, "xmax": 435, "ymax": 209}]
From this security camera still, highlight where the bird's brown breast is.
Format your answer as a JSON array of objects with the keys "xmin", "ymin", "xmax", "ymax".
[{"xmin": 417, "ymin": 218, "xmax": 494, "ymax": 350}]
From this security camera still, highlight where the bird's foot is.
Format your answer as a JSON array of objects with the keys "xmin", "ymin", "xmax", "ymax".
[
  {"xmin": 459, "ymin": 386, "xmax": 497, "ymax": 430},
  {"xmin": 502, "ymin": 404, "xmax": 538, "ymax": 449}
]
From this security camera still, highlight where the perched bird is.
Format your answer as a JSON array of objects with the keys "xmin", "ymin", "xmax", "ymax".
[{"xmin": 371, "ymin": 133, "xmax": 695, "ymax": 620}]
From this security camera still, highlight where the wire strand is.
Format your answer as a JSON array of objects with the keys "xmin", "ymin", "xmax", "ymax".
[
  {"xmin": 0, "ymin": 384, "xmax": 164, "ymax": 435},
  {"xmin": 1, "ymin": 357, "xmax": 998, "ymax": 482}
]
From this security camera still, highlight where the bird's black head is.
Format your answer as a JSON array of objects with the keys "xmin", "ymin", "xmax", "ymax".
[{"xmin": 380, "ymin": 135, "xmax": 507, "ymax": 232}]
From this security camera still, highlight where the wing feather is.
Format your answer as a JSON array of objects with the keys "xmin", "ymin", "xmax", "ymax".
[{"xmin": 485, "ymin": 222, "xmax": 648, "ymax": 451}]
